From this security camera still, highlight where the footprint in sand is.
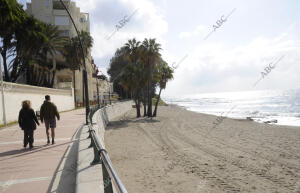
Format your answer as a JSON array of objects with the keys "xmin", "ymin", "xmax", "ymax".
[
  {"xmin": 194, "ymin": 180, "xmax": 207, "ymax": 193},
  {"xmin": 294, "ymin": 180, "xmax": 300, "ymax": 193}
]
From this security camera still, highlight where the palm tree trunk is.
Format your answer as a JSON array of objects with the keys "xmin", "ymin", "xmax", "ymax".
[
  {"xmin": 135, "ymin": 99, "xmax": 141, "ymax": 117},
  {"xmin": 46, "ymin": 71, "xmax": 50, "ymax": 87},
  {"xmin": 11, "ymin": 58, "xmax": 19, "ymax": 82},
  {"xmin": 1, "ymin": 48, "xmax": 10, "ymax": 81},
  {"xmin": 27, "ymin": 62, "xmax": 35, "ymax": 85},
  {"xmin": 135, "ymin": 89, "xmax": 141, "ymax": 117},
  {"xmin": 26, "ymin": 68, "xmax": 30, "ymax": 84},
  {"xmin": 73, "ymin": 70, "xmax": 76, "ymax": 105},
  {"xmin": 82, "ymin": 71, "xmax": 85, "ymax": 105},
  {"xmin": 33, "ymin": 64, "xmax": 39, "ymax": 85},
  {"xmin": 153, "ymin": 87, "xmax": 162, "ymax": 117},
  {"xmin": 138, "ymin": 99, "xmax": 141, "ymax": 117},
  {"xmin": 143, "ymin": 88, "xmax": 147, "ymax": 117},
  {"xmin": 147, "ymin": 80, "xmax": 153, "ymax": 116},
  {"xmin": 39, "ymin": 70, "xmax": 45, "ymax": 86},
  {"xmin": 50, "ymin": 51, "xmax": 57, "ymax": 88},
  {"xmin": 50, "ymin": 70, "xmax": 55, "ymax": 87},
  {"xmin": 38, "ymin": 68, "xmax": 45, "ymax": 86},
  {"xmin": 41, "ymin": 69, "xmax": 47, "ymax": 86}
]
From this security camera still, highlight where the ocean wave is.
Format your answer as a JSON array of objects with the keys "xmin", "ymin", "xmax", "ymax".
[{"xmin": 165, "ymin": 89, "xmax": 300, "ymax": 127}]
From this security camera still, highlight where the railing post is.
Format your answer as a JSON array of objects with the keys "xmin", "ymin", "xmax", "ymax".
[
  {"xmin": 89, "ymin": 107, "xmax": 93, "ymax": 124},
  {"xmin": 102, "ymin": 162, "xmax": 113, "ymax": 193},
  {"xmin": 87, "ymin": 131, "xmax": 91, "ymax": 139},
  {"xmin": 91, "ymin": 146, "xmax": 101, "ymax": 165},
  {"xmin": 87, "ymin": 126, "xmax": 92, "ymax": 139},
  {"xmin": 86, "ymin": 101, "xmax": 129, "ymax": 193},
  {"xmin": 88, "ymin": 131, "xmax": 95, "ymax": 148}
]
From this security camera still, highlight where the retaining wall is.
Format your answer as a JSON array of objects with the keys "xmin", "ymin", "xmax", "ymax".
[
  {"xmin": 94, "ymin": 101, "xmax": 133, "ymax": 145},
  {"xmin": 76, "ymin": 100, "xmax": 133, "ymax": 193}
]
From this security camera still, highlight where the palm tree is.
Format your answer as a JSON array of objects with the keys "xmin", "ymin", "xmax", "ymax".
[
  {"xmin": 41, "ymin": 23, "xmax": 68, "ymax": 87},
  {"xmin": 10, "ymin": 16, "xmax": 47, "ymax": 85},
  {"xmin": 73, "ymin": 31, "xmax": 93, "ymax": 104},
  {"xmin": 0, "ymin": 0, "xmax": 26, "ymax": 81},
  {"xmin": 124, "ymin": 38, "xmax": 141, "ymax": 65},
  {"xmin": 79, "ymin": 30, "xmax": 93, "ymax": 57},
  {"xmin": 107, "ymin": 47, "xmax": 131, "ymax": 99},
  {"xmin": 63, "ymin": 30, "xmax": 93, "ymax": 104},
  {"xmin": 141, "ymin": 38, "xmax": 161, "ymax": 117},
  {"xmin": 59, "ymin": 30, "xmax": 93, "ymax": 82},
  {"xmin": 71, "ymin": 30, "xmax": 93, "ymax": 63},
  {"xmin": 63, "ymin": 38, "xmax": 82, "ymax": 103},
  {"xmin": 9, "ymin": 17, "xmax": 69, "ymax": 87},
  {"xmin": 120, "ymin": 63, "xmax": 144, "ymax": 117},
  {"xmin": 108, "ymin": 38, "xmax": 172, "ymax": 118},
  {"xmin": 123, "ymin": 38, "xmax": 144, "ymax": 117},
  {"xmin": 153, "ymin": 61, "xmax": 173, "ymax": 117}
]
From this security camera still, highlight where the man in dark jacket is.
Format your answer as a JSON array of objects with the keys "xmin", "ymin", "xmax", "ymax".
[
  {"xmin": 18, "ymin": 100, "xmax": 40, "ymax": 149},
  {"xmin": 40, "ymin": 95, "xmax": 60, "ymax": 144}
]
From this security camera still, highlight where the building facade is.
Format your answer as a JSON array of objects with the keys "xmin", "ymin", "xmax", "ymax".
[{"xmin": 26, "ymin": 0, "xmax": 113, "ymax": 105}]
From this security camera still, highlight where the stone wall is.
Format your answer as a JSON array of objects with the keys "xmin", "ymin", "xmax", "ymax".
[
  {"xmin": 0, "ymin": 81, "xmax": 75, "ymax": 124},
  {"xmin": 93, "ymin": 100, "xmax": 133, "ymax": 147},
  {"xmin": 76, "ymin": 100, "xmax": 133, "ymax": 193}
]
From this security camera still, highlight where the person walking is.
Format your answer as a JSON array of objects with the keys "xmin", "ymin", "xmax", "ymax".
[
  {"xmin": 18, "ymin": 100, "xmax": 40, "ymax": 149},
  {"xmin": 40, "ymin": 95, "xmax": 60, "ymax": 145}
]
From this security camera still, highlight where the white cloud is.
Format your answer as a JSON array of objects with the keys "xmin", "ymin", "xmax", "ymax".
[
  {"xmin": 179, "ymin": 25, "xmax": 207, "ymax": 39},
  {"xmin": 75, "ymin": 0, "xmax": 168, "ymax": 64},
  {"xmin": 18, "ymin": 0, "xmax": 300, "ymax": 96},
  {"xmin": 163, "ymin": 32, "xmax": 300, "ymax": 97},
  {"xmin": 75, "ymin": 0, "xmax": 97, "ymax": 12}
]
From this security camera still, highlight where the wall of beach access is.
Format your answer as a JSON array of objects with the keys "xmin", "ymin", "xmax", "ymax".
[
  {"xmin": 94, "ymin": 101, "xmax": 133, "ymax": 146},
  {"xmin": 76, "ymin": 101, "xmax": 133, "ymax": 193},
  {"xmin": 0, "ymin": 81, "xmax": 75, "ymax": 125}
]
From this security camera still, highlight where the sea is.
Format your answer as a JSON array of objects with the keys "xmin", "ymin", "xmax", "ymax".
[{"xmin": 163, "ymin": 89, "xmax": 300, "ymax": 127}]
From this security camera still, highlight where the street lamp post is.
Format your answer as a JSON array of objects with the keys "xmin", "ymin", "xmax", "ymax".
[
  {"xmin": 96, "ymin": 78, "xmax": 100, "ymax": 106},
  {"xmin": 109, "ymin": 89, "xmax": 111, "ymax": 105},
  {"xmin": 0, "ymin": 59, "xmax": 7, "ymax": 126},
  {"xmin": 59, "ymin": 0, "xmax": 90, "ymax": 124}
]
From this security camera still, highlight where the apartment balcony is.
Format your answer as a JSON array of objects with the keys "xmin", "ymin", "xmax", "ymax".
[
  {"xmin": 53, "ymin": 9, "xmax": 68, "ymax": 16},
  {"xmin": 53, "ymin": 0, "xmax": 70, "ymax": 10},
  {"xmin": 57, "ymin": 82, "xmax": 73, "ymax": 89}
]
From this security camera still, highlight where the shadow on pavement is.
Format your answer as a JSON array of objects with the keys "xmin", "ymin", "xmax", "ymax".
[
  {"xmin": 0, "ymin": 146, "xmax": 43, "ymax": 157},
  {"xmin": 0, "ymin": 141, "xmax": 75, "ymax": 162},
  {"xmin": 47, "ymin": 124, "xmax": 84, "ymax": 193}
]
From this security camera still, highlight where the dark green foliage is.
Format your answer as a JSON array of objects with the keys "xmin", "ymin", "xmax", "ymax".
[
  {"xmin": 107, "ymin": 38, "xmax": 173, "ymax": 117},
  {"xmin": 0, "ymin": 0, "xmax": 93, "ymax": 88}
]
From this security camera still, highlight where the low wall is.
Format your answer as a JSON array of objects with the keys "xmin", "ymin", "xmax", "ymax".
[
  {"xmin": 76, "ymin": 100, "xmax": 133, "ymax": 193},
  {"xmin": 0, "ymin": 81, "xmax": 75, "ymax": 124},
  {"xmin": 94, "ymin": 101, "xmax": 133, "ymax": 146}
]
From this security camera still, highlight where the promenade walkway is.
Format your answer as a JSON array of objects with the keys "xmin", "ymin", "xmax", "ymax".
[{"xmin": 0, "ymin": 108, "xmax": 85, "ymax": 193}]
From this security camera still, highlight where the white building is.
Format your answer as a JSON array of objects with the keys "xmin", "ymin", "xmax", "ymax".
[{"xmin": 26, "ymin": 0, "xmax": 113, "ymax": 105}]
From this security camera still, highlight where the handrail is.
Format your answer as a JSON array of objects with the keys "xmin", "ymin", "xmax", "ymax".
[
  {"xmin": 91, "ymin": 129, "xmax": 128, "ymax": 193},
  {"xmin": 88, "ymin": 104, "xmax": 129, "ymax": 193}
]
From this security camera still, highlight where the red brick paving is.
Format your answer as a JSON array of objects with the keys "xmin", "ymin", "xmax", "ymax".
[{"xmin": 0, "ymin": 109, "xmax": 85, "ymax": 193}]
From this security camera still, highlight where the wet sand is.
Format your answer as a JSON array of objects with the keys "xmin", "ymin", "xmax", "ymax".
[{"xmin": 105, "ymin": 105, "xmax": 300, "ymax": 193}]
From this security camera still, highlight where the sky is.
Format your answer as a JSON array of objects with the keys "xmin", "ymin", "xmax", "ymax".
[{"xmin": 18, "ymin": 0, "xmax": 300, "ymax": 98}]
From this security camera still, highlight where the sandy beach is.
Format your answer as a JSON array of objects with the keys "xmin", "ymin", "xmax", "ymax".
[{"xmin": 105, "ymin": 105, "xmax": 300, "ymax": 193}]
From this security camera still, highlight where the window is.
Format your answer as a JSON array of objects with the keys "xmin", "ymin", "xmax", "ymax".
[
  {"xmin": 58, "ymin": 77, "xmax": 72, "ymax": 82},
  {"xmin": 54, "ymin": 16, "xmax": 69, "ymax": 25},
  {"xmin": 45, "ymin": 16, "xmax": 51, "ymax": 23},
  {"xmin": 53, "ymin": 1, "xmax": 69, "ymax": 10},
  {"xmin": 80, "ymin": 18, "xmax": 85, "ymax": 23},
  {"xmin": 59, "ymin": 30, "xmax": 70, "ymax": 37},
  {"xmin": 45, "ymin": 0, "xmax": 50, "ymax": 8}
]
